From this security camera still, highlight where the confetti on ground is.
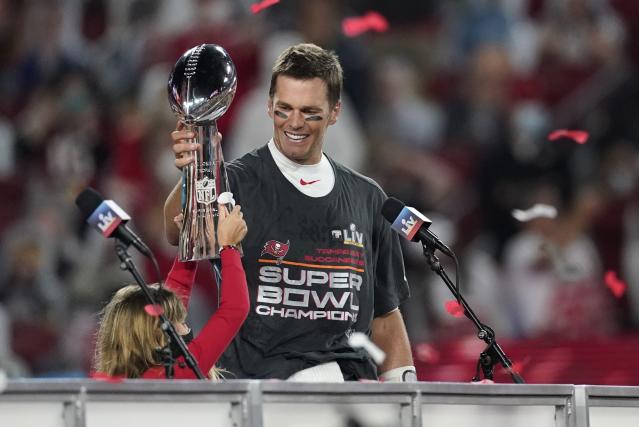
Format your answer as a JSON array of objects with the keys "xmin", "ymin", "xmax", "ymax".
[
  {"xmin": 548, "ymin": 129, "xmax": 589, "ymax": 144},
  {"xmin": 512, "ymin": 204, "xmax": 558, "ymax": 222},
  {"xmin": 348, "ymin": 332, "xmax": 386, "ymax": 365},
  {"xmin": 604, "ymin": 270, "xmax": 627, "ymax": 298},
  {"xmin": 444, "ymin": 300, "xmax": 464, "ymax": 318},
  {"xmin": 471, "ymin": 379, "xmax": 495, "ymax": 384},
  {"xmin": 342, "ymin": 11, "xmax": 389, "ymax": 37},
  {"xmin": 250, "ymin": 0, "xmax": 279, "ymax": 14},
  {"xmin": 144, "ymin": 304, "xmax": 165, "ymax": 317}
]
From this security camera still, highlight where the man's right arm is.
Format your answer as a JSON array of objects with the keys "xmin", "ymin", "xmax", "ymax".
[{"xmin": 164, "ymin": 180, "xmax": 182, "ymax": 246}]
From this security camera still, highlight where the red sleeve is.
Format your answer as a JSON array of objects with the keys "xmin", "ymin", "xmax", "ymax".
[
  {"xmin": 164, "ymin": 256, "xmax": 198, "ymax": 308},
  {"xmin": 172, "ymin": 248, "xmax": 249, "ymax": 378}
]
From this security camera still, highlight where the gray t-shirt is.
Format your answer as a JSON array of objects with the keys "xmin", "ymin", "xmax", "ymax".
[{"xmin": 217, "ymin": 145, "xmax": 409, "ymax": 380}]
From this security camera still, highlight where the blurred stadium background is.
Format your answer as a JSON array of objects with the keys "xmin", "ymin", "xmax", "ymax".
[{"xmin": 1, "ymin": 0, "xmax": 639, "ymax": 384}]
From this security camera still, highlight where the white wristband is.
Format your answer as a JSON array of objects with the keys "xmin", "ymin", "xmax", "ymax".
[{"xmin": 380, "ymin": 366, "xmax": 417, "ymax": 382}]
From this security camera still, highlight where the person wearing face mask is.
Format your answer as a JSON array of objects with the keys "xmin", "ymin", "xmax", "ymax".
[
  {"xmin": 164, "ymin": 44, "xmax": 415, "ymax": 382},
  {"xmin": 94, "ymin": 204, "xmax": 248, "ymax": 379}
]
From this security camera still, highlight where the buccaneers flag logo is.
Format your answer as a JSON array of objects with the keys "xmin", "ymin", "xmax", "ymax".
[{"xmin": 261, "ymin": 239, "xmax": 290, "ymax": 264}]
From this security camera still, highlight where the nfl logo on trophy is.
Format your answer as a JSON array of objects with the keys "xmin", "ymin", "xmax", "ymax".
[{"xmin": 196, "ymin": 178, "xmax": 216, "ymax": 205}]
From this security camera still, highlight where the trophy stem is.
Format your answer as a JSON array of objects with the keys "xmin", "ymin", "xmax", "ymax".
[{"xmin": 179, "ymin": 122, "xmax": 222, "ymax": 261}]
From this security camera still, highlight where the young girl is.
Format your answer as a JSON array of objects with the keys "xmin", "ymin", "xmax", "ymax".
[{"xmin": 94, "ymin": 204, "xmax": 248, "ymax": 379}]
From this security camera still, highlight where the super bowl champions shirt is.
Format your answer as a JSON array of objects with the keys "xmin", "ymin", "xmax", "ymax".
[{"xmin": 218, "ymin": 144, "xmax": 409, "ymax": 380}]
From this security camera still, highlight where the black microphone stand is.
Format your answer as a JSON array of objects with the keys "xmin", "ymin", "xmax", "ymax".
[
  {"xmin": 114, "ymin": 241, "xmax": 206, "ymax": 380},
  {"xmin": 422, "ymin": 244, "xmax": 525, "ymax": 384}
]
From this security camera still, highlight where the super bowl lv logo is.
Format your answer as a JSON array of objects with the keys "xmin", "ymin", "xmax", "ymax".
[
  {"xmin": 261, "ymin": 240, "xmax": 290, "ymax": 264},
  {"xmin": 332, "ymin": 223, "xmax": 363, "ymax": 247},
  {"xmin": 195, "ymin": 177, "xmax": 216, "ymax": 205},
  {"xmin": 88, "ymin": 200, "xmax": 129, "ymax": 237},
  {"xmin": 401, "ymin": 216, "xmax": 418, "ymax": 238}
]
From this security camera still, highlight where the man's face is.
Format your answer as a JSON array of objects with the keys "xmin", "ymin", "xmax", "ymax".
[{"xmin": 268, "ymin": 75, "xmax": 340, "ymax": 165}]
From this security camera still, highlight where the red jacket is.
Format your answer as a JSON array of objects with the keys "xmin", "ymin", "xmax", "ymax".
[{"xmin": 140, "ymin": 249, "xmax": 249, "ymax": 379}]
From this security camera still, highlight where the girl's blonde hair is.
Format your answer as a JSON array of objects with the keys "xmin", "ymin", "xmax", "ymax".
[
  {"xmin": 95, "ymin": 284, "xmax": 186, "ymax": 378},
  {"xmin": 95, "ymin": 284, "xmax": 223, "ymax": 379}
]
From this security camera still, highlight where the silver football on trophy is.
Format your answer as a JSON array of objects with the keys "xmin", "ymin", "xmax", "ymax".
[
  {"xmin": 168, "ymin": 44, "xmax": 237, "ymax": 124},
  {"xmin": 167, "ymin": 44, "xmax": 238, "ymax": 261}
]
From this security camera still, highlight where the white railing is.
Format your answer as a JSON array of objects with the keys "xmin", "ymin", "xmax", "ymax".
[{"xmin": 2, "ymin": 380, "xmax": 639, "ymax": 427}]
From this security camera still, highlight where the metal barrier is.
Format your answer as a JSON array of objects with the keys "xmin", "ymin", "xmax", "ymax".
[{"xmin": 2, "ymin": 380, "xmax": 638, "ymax": 427}]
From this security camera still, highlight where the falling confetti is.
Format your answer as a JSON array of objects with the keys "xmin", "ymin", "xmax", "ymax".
[
  {"xmin": 250, "ymin": 0, "xmax": 278, "ymax": 14},
  {"xmin": 250, "ymin": 0, "xmax": 279, "ymax": 14},
  {"xmin": 548, "ymin": 129, "xmax": 589, "ymax": 145},
  {"xmin": 444, "ymin": 300, "xmax": 464, "ymax": 318},
  {"xmin": 512, "ymin": 204, "xmax": 558, "ymax": 222},
  {"xmin": 342, "ymin": 11, "xmax": 389, "ymax": 37},
  {"xmin": 348, "ymin": 332, "xmax": 386, "ymax": 365},
  {"xmin": 144, "ymin": 304, "xmax": 165, "ymax": 317},
  {"xmin": 604, "ymin": 270, "xmax": 627, "ymax": 298}
]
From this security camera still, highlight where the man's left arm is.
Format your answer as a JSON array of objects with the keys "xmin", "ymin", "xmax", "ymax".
[{"xmin": 372, "ymin": 308, "xmax": 416, "ymax": 381}]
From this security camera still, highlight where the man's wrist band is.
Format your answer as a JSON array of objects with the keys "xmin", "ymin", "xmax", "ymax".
[
  {"xmin": 219, "ymin": 244, "xmax": 238, "ymax": 253},
  {"xmin": 380, "ymin": 365, "xmax": 417, "ymax": 382}
]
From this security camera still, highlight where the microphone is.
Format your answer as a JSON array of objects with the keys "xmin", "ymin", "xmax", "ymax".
[
  {"xmin": 381, "ymin": 197, "xmax": 453, "ymax": 257},
  {"xmin": 75, "ymin": 187, "xmax": 152, "ymax": 257}
]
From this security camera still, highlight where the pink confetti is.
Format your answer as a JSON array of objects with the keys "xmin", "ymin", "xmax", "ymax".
[
  {"xmin": 604, "ymin": 270, "xmax": 627, "ymax": 298},
  {"xmin": 250, "ymin": 0, "xmax": 279, "ymax": 14},
  {"xmin": 342, "ymin": 11, "xmax": 389, "ymax": 37},
  {"xmin": 444, "ymin": 300, "xmax": 464, "ymax": 318},
  {"xmin": 144, "ymin": 304, "xmax": 164, "ymax": 317},
  {"xmin": 506, "ymin": 360, "xmax": 523, "ymax": 375},
  {"xmin": 502, "ymin": 357, "xmax": 530, "ymax": 377},
  {"xmin": 547, "ymin": 129, "xmax": 589, "ymax": 144}
]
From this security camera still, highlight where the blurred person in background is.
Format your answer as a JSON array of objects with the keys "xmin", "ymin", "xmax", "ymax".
[
  {"xmin": 364, "ymin": 53, "xmax": 460, "ymax": 343},
  {"xmin": 503, "ymin": 182, "xmax": 618, "ymax": 338},
  {"xmin": 537, "ymin": 0, "xmax": 626, "ymax": 105},
  {"xmin": 597, "ymin": 143, "xmax": 639, "ymax": 328},
  {"xmin": 539, "ymin": 0, "xmax": 625, "ymax": 68},
  {"xmin": 366, "ymin": 54, "xmax": 453, "ymax": 209},
  {"xmin": 0, "ymin": 230, "xmax": 67, "ymax": 373},
  {"xmin": 0, "ymin": 304, "xmax": 29, "ymax": 378}
]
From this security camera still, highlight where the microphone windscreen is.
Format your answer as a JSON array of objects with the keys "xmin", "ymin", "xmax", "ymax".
[
  {"xmin": 381, "ymin": 196, "xmax": 405, "ymax": 223},
  {"xmin": 75, "ymin": 188, "xmax": 104, "ymax": 219}
]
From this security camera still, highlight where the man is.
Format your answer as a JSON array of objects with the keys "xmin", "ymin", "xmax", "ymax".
[{"xmin": 164, "ymin": 43, "xmax": 415, "ymax": 381}]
